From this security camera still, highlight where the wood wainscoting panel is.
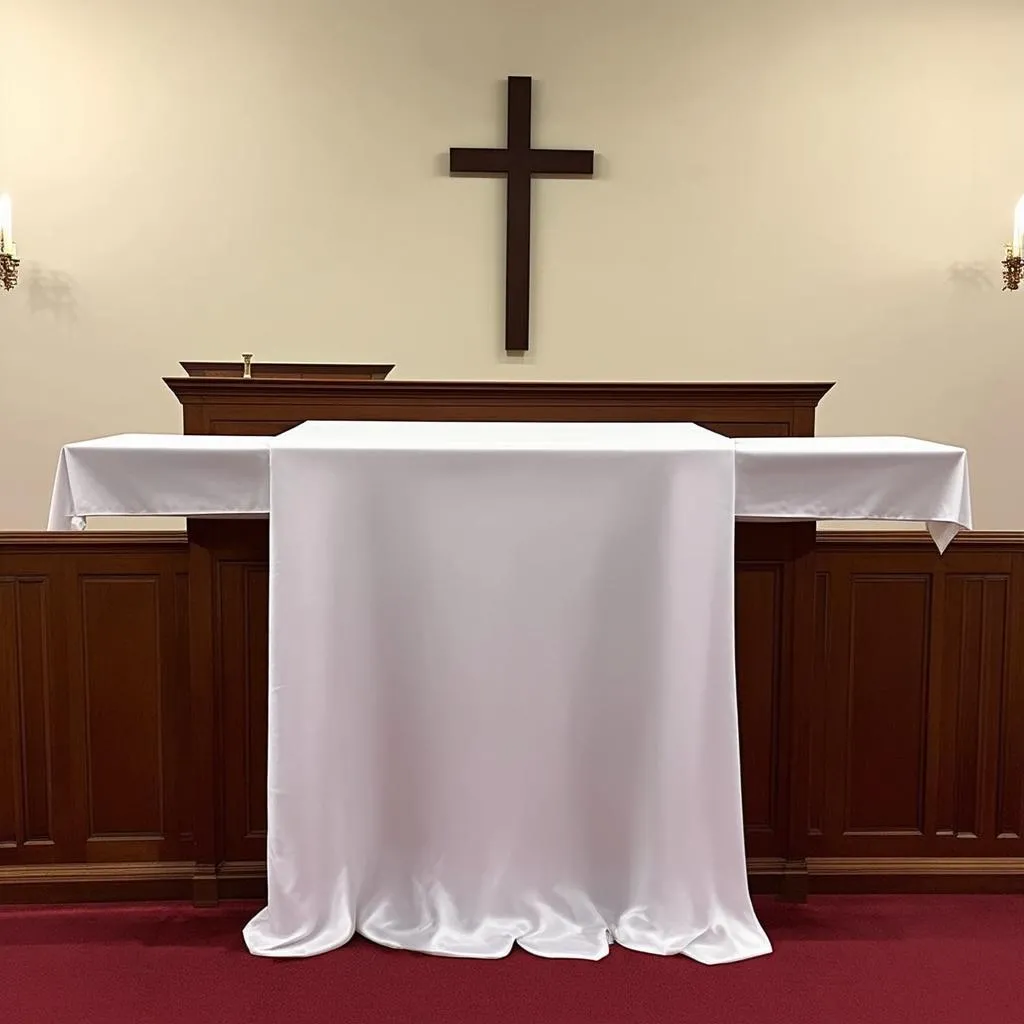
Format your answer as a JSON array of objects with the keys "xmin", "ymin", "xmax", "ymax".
[
  {"xmin": 734, "ymin": 564, "xmax": 783, "ymax": 847},
  {"xmin": 936, "ymin": 574, "xmax": 1010, "ymax": 840},
  {"xmin": 218, "ymin": 557, "xmax": 270, "ymax": 866},
  {"xmin": 810, "ymin": 533, "xmax": 1024, "ymax": 891},
  {"xmin": 79, "ymin": 575, "xmax": 165, "ymax": 840},
  {"xmin": 843, "ymin": 573, "xmax": 932, "ymax": 836},
  {"xmin": 1, "ymin": 528, "xmax": 1023, "ymax": 902},
  {"xmin": 0, "ymin": 534, "xmax": 191, "ymax": 897},
  {"xmin": 0, "ymin": 577, "xmax": 54, "ymax": 849}
]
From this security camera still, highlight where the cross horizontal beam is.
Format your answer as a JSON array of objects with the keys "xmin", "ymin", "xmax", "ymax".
[
  {"xmin": 449, "ymin": 148, "xmax": 594, "ymax": 177},
  {"xmin": 448, "ymin": 76, "xmax": 595, "ymax": 352}
]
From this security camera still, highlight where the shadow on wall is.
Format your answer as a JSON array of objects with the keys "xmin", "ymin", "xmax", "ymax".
[
  {"xmin": 21, "ymin": 263, "xmax": 78, "ymax": 323},
  {"xmin": 946, "ymin": 261, "xmax": 994, "ymax": 292}
]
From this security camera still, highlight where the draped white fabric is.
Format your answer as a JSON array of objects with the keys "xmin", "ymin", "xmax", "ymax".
[
  {"xmin": 242, "ymin": 421, "xmax": 769, "ymax": 963},
  {"xmin": 47, "ymin": 433, "xmax": 271, "ymax": 530},
  {"xmin": 45, "ymin": 424, "xmax": 975, "ymax": 964},
  {"xmin": 47, "ymin": 431, "xmax": 972, "ymax": 547},
  {"xmin": 734, "ymin": 436, "xmax": 972, "ymax": 551}
]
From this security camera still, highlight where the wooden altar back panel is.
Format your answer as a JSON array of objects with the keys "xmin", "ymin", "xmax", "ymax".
[
  {"xmin": 167, "ymin": 378, "xmax": 829, "ymax": 900},
  {"xmin": 164, "ymin": 379, "xmax": 833, "ymax": 440}
]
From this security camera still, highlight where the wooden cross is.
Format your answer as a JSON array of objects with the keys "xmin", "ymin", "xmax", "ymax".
[{"xmin": 449, "ymin": 76, "xmax": 595, "ymax": 352}]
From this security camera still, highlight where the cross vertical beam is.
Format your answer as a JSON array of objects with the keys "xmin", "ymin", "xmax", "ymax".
[{"xmin": 449, "ymin": 77, "xmax": 595, "ymax": 353}]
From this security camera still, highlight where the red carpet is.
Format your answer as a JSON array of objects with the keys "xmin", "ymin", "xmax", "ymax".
[{"xmin": 1, "ymin": 896, "xmax": 1021, "ymax": 1023}]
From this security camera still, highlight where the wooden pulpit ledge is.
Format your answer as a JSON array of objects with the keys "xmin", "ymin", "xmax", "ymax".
[{"xmin": 170, "ymin": 361, "xmax": 832, "ymax": 905}]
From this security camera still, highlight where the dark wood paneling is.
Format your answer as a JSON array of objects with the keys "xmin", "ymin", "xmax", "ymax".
[
  {"xmin": 197, "ymin": 517, "xmax": 808, "ymax": 887},
  {"xmin": 809, "ymin": 533, "xmax": 1024, "ymax": 888},
  {"xmin": 936, "ymin": 574, "xmax": 1010, "ymax": 839},
  {"xmin": 80, "ymin": 576, "xmax": 164, "ymax": 839},
  {"xmin": 0, "ymin": 535, "xmax": 189, "ymax": 883},
  {"xmin": 0, "ymin": 575, "xmax": 58, "ymax": 861},
  {"xmin": 735, "ymin": 565, "xmax": 783, "ymax": 845},
  {"xmin": 808, "ymin": 572, "xmax": 830, "ymax": 838},
  {"xmin": 845, "ymin": 575, "xmax": 932, "ymax": 836},
  {"xmin": 17, "ymin": 581, "xmax": 53, "ymax": 846},
  {"xmin": 0, "ymin": 578, "xmax": 54, "ymax": 850},
  {"xmin": 163, "ymin": 378, "xmax": 830, "ymax": 439},
  {"xmin": 2, "ymin": 529, "xmax": 1023, "ymax": 902},
  {"xmin": 219, "ymin": 560, "xmax": 269, "ymax": 864},
  {"xmin": 0, "ymin": 582, "xmax": 17, "ymax": 847}
]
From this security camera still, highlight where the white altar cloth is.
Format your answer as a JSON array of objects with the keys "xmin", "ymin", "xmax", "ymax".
[
  {"xmin": 734, "ymin": 436, "xmax": 971, "ymax": 552},
  {"xmin": 47, "ymin": 431, "xmax": 973, "ymax": 545},
  {"xmin": 47, "ymin": 433, "xmax": 271, "ymax": 530},
  {"xmin": 44, "ymin": 424, "xmax": 974, "ymax": 965},
  {"xmin": 244, "ymin": 420, "xmax": 765, "ymax": 962}
]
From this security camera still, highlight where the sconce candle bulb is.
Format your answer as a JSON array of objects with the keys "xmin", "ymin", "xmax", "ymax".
[
  {"xmin": 1002, "ymin": 194, "xmax": 1024, "ymax": 291},
  {"xmin": 0, "ymin": 194, "xmax": 18, "ymax": 292},
  {"xmin": 1013, "ymin": 195, "xmax": 1024, "ymax": 258}
]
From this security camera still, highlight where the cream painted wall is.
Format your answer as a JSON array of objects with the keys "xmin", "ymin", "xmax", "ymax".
[{"xmin": 0, "ymin": 0, "xmax": 1021, "ymax": 529}]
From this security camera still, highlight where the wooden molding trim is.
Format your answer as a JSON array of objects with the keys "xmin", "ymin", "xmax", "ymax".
[
  {"xmin": 164, "ymin": 378, "xmax": 837, "ymax": 406},
  {"xmin": 808, "ymin": 857, "xmax": 1024, "ymax": 876},
  {"xmin": 806, "ymin": 858, "xmax": 1024, "ymax": 894},
  {"xmin": 2, "ymin": 530, "xmax": 1019, "ymax": 549},
  {"xmin": 0, "ymin": 863, "xmax": 196, "ymax": 904},
  {"xmin": 815, "ymin": 531, "xmax": 1024, "ymax": 550},
  {"xmin": 0, "ymin": 531, "xmax": 188, "ymax": 551},
  {"xmin": 0, "ymin": 861, "xmax": 195, "ymax": 883},
  {"xmin": 16, "ymin": 856, "xmax": 1017, "ymax": 906}
]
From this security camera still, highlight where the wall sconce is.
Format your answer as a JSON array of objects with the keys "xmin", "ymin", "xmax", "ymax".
[
  {"xmin": 1003, "ymin": 195, "xmax": 1024, "ymax": 290},
  {"xmin": 0, "ymin": 194, "xmax": 19, "ymax": 292}
]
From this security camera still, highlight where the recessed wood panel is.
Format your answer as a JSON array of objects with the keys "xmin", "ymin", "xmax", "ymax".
[
  {"xmin": 808, "ymin": 572, "xmax": 830, "ymax": 837},
  {"xmin": 81, "ymin": 576, "xmax": 164, "ymax": 838},
  {"xmin": 173, "ymin": 571, "xmax": 193, "ymax": 845},
  {"xmin": 735, "ymin": 565, "xmax": 782, "ymax": 842},
  {"xmin": 937, "ymin": 576, "xmax": 1009, "ymax": 840},
  {"xmin": 13, "ymin": 581, "xmax": 52, "ymax": 844},
  {"xmin": 0, "ymin": 580, "xmax": 19, "ymax": 847},
  {"xmin": 0, "ymin": 579, "xmax": 53, "ymax": 849},
  {"xmin": 244, "ymin": 567, "xmax": 268, "ymax": 840},
  {"xmin": 219, "ymin": 560, "xmax": 270, "ymax": 863},
  {"xmin": 997, "ymin": 556, "xmax": 1024, "ymax": 841},
  {"xmin": 844, "ymin": 576, "xmax": 931, "ymax": 836}
]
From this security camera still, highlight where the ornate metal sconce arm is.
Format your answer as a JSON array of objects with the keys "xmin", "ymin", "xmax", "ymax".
[
  {"xmin": 0, "ymin": 252, "xmax": 18, "ymax": 292},
  {"xmin": 1002, "ymin": 246, "xmax": 1022, "ymax": 291}
]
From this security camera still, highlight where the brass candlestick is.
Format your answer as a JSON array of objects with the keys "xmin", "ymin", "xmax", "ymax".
[
  {"xmin": 1002, "ymin": 246, "xmax": 1022, "ymax": 290},
  {"xmin": 242, "ymin": 353, "xmax": 253, "ymax": 379}
]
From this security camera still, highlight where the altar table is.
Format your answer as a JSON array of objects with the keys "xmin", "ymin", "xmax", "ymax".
[
  {"xmin": 47, "ymin": 424, "xmax": 971, "ymax": 964},
  {"xmin": 49, "ymin": 430, "xmax": 971, "ymax": 550}
]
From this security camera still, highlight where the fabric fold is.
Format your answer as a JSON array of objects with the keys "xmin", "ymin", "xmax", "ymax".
[{"xmin": 244, "ymin": 421, "xmax": 770, "ymax": 964}]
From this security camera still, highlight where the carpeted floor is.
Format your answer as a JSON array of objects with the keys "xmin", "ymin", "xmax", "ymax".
[{"xmin": 0, "ymin": 896, "xmax": 1021, "ymax": 1023}]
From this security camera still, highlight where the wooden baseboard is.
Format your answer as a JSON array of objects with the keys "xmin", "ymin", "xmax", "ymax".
[
  {"xmin": 5, "ymin": 857, "xmax": 1024, "ymax": 906},
  {"xmin": 215, "ymin": 861, "xmax": 268, "ymax": 901},
  {"xmin": 807, "ymin": 858, "xmax": 1024, "ymax": 894},
  {"xmin": 0, "ymin": 862, "xmax": 195, "ymax": 904},
  {"xmin": 746, "ymin": 857, "xmax": 800, "ymax": 896}
]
